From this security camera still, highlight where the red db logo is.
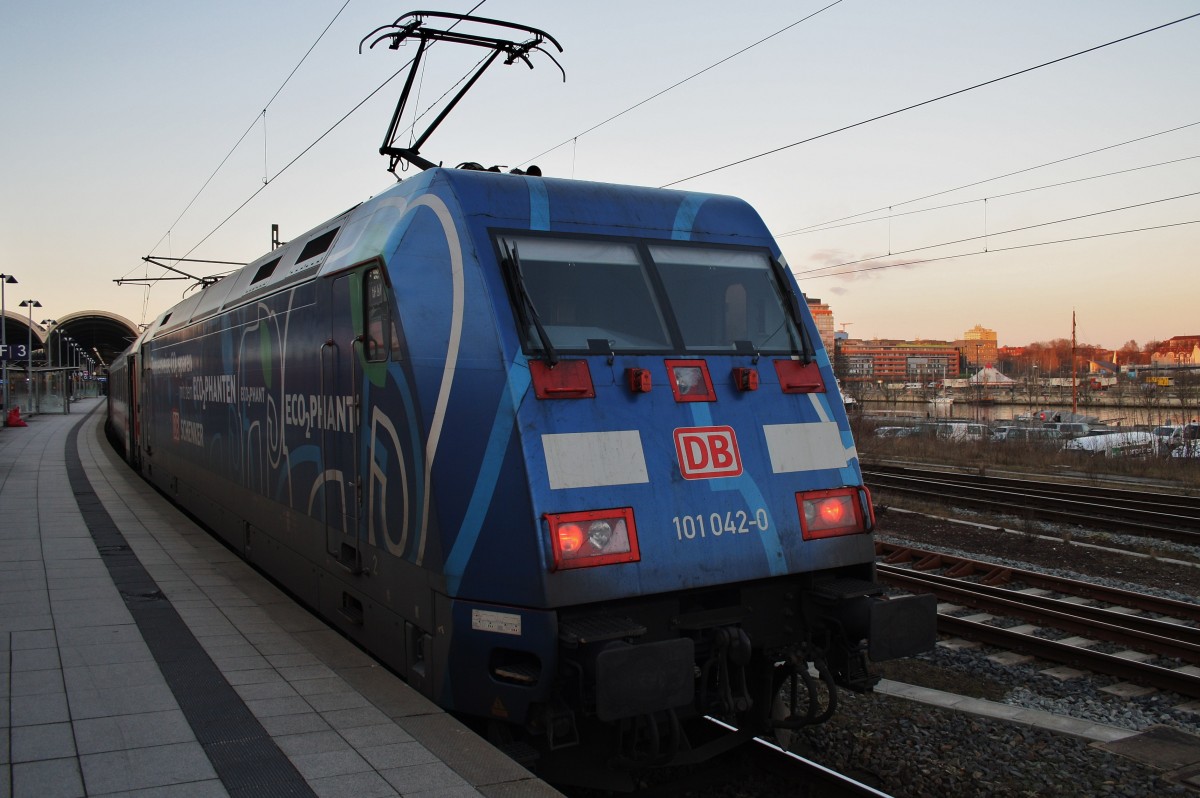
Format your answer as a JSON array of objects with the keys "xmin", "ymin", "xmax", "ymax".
[{"xmin": 674, "ymin": 426, "xmax": 743, "ymax": 480}]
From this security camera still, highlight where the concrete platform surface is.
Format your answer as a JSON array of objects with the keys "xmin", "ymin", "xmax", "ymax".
[{"xmin": 1, "ymin": 401, "xmax": 561, "ymax": 798}]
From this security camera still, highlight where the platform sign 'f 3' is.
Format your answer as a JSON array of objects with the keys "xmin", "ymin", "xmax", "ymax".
[{"xmin": 673, "ymin": 426, "xmax": 743, "ymax": 480}]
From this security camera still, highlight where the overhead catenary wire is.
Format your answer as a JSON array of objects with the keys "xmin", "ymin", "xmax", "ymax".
[
  {"xmin": 138, "ymin": 0, "xmax": 353, "ymax": 273},
  {"xmin": 660, "ymin": 12, "xmax": 1200, "ymax": 188},
  {"xmin": 139, "ymin": 2, "xmax": 489, "ymax": 296},
  {"xmin": 516, "ymin": 0, "xmax": 846, "ymax": 169},
  {"xmin": 779, "ymin": 153, "xmax": 1200, "ymax": 237},
  {"xmin": 782, "ymin": 120, "xmax": 1200, "ymax": 235},
  {"xmin": 796, "ymin": 189, "xmax": 1200, "ymax": 275},
  {"xmin": 135, "ymin": 4, "xmax": 1197, "ymax": 330},
  {"xmin": 177, "ymin": 2, "xmax": 492, "ymax": 260},
  {"xmin": 801, "ymin": 218, "xmax": 1200, "ymax": 280},
  {"xmin": 174, "ymin": 63, "xmax": 416, "ymax": 260}
]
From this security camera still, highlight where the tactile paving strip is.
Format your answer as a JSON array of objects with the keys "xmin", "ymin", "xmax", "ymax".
[{"xmin": 66, "ymin": 417, "xmax": 318, "ymax": 797}]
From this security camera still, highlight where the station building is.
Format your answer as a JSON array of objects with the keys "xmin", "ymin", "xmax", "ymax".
[
  {"xmin": 1151, "ymin": 335, "xmax": 1200, "ymax": 367},
  {"xmin": 959, "ymin": 324, "xmax": 998, "ymax": 370},
  {"xmin": 838, "ymin": 338, "xmax": 961, "ymax": 385},
  {"xmin": 806, "ymin": 297, "xmax": 836, "ymax": 355}
]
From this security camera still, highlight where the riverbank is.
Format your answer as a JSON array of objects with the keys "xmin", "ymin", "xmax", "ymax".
[{"xmin": 854, "ymin": 393, "xmax": 1196, "ymax": 427}]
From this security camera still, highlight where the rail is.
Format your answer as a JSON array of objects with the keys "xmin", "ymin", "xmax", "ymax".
[
  {"xmin": 876, "ymin": 544, "xmax": 1200, "ymax": 697},
  {"xmin": 863, "ymin": 465, "xmax": 1200, "ymax": 545}
]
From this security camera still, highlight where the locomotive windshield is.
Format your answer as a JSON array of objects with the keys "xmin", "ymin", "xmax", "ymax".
[{"xmin": 499, "ymin": 235, "xmax": 808, "ymax": 357}]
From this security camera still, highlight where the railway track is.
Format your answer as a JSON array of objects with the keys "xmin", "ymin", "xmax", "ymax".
[
  {"xmin": 561, "ymin": 718, "xmax": 895, "ymax": 798},
  {"xmin": 708, "ymin": 718, "xmax": 894, "ymax": 798},
  {"xmin": 863, "ymin": 464, "xmax": 1200, "ymax": 545},
  {"xmin": 876, "ymin": 543, "xmax": 1200, "ymax": 697},
  {"xmin": 743, "ymin": 732, "xmax": 893, "ymax": 798}
]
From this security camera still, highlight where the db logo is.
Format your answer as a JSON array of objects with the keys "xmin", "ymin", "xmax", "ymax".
[{"xmin": 673, "ymin": 426, "xmax": 743, "ymax": 480}]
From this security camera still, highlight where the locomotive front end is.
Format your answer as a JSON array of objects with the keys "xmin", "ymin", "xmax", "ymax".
[{"xmin": 439, "ymin": 175, "xmax": 937, "ymax": 765}]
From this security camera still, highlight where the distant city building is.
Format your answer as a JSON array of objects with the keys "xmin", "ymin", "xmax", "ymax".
[
  {"xmin": 838, "ymin": 339, "xmax": 960, "ymax": 384},
  {"xmin": 959, "ymin": 324, "xmax": 998, "ymax": 369},
  {"xmin": 806, "ymin": 297, "xmax": 835, "ymax": 355},
  {"xmin": 1115, "ymin": 349, "xmax": 1152, "ymax": 368},
  {"xmin": 831, "ymin": 326, "xmax": 1198, "ymax": 381},
  {"xmin": 1150, "ymin": 335, "xmax": 1200, "ymax": 367}
]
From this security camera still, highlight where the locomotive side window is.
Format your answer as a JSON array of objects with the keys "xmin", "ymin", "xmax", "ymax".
[{"xmin": 364, "ymin": 268, "xmax": 391, "ymax": 361}]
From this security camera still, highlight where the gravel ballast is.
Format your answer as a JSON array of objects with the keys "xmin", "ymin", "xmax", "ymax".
[{"xmin": 781, "ymin": 504, "xmax": 1200, "ymax": 797}]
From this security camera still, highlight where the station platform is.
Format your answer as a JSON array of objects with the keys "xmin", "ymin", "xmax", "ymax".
[{"xmin": 1, "ymin": 401, "xmax": 561, "ymax": 798}]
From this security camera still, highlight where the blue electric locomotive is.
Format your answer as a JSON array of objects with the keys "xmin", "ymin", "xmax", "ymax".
[
  {"xmin": 107, "ymin": 10, "xmax": 934, "ymax": 776},
  {"xmin": 108, "ymin": 165, "xmax": 934, "ymax": 769}
]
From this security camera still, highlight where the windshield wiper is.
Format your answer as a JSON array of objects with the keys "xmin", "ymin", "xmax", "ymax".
[
  {"xmin": 769, "ymin": 258, "xmax": 815, "ymax": 364},
  {"xmin": 501, "ymin": 240, "xmax": 559, "ymax": 366}
]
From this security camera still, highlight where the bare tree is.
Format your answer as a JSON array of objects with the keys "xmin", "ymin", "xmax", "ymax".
[{"xmin": 1171, "ymin": 370, "xmax": 1200, "ymax": 425}]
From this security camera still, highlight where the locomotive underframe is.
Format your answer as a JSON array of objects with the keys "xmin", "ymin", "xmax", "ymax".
[
  {"xmin": 525, "ymin": 566, "xmax": 934, "ymax": 763},
  {"xmin": 133, "ymin": 442, "xmax": 933, "ymax": 768}
]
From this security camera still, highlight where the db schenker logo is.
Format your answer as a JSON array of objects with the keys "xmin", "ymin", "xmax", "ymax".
[{"xmin": 673, "ymin": 426, "xmax": 743, "ymax": 480}]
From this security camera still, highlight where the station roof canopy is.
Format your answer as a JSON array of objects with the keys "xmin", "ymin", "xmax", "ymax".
[{"xmin": 2, "ymin": 310, "xmax": 139, "ymax": 370}]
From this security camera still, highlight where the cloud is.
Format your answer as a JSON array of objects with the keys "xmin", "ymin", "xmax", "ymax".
[{"xmin": 807, "ymin": 248, "xmax": 849, "ymax": 266}]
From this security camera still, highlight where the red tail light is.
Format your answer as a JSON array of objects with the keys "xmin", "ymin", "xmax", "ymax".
[
  {"xmin": 545, "ymin": 508, "xmax": 639, "ymax": 570},
  {"xmin": 558, "ymin": 523, "xmax": 585, "ymax": 554},
  {"xmin": 797, "ymin": 487, "xmax": 873, "ymax": 540}
]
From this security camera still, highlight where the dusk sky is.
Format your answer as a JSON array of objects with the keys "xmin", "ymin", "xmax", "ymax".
[{"xmin": 2, "ymin": 1, "xmax": 1197, "ymax": 353}]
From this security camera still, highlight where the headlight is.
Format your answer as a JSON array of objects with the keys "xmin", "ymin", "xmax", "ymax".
[
  {"xmin": 545, "ymin": 508, "xmax": 639, "ymax": 570},
  {"xmin": 796, "ymin": 487, "xmax": 873, "ymax": 540}
]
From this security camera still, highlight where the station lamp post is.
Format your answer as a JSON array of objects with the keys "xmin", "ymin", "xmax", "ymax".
[
  {"xmin": 76, "ymin": 350, "xmax": 84, "ymax": 394},
  {"xmin": 75, "ymin": 344, "xmax": 86, "ymax": 393},
  {"xmin": 19, "ymin": 299, "xmax": 41, "ymax": 409},
  {"xmin": 41, "ymin": 319, "xmax": 58, "ymax": 367},
  {"xmin": 1, "ymin": 273, "xmax": 16, "ymax": 420},
  {"xmin": 69, "ymin": 340, "xmax": 79, "ymax": 382}
]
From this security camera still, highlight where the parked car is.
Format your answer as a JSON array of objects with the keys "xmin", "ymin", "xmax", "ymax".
[
  {"xmin": 1043, "ymin": 422, "xmax": 1101, "ymax": 439},
  {"xmin": 934, "ymin": 422, "xmax": 988, "ymax": 442},
  {"xmin": 1152, "ymin": 424, "xmax": 1182, "ymax": 442},
  {"xmin": 1153, "ymin": 423, "xmax": 1200, "ymax": 449},
  {"xmin": 1062, "ymin": 431, "xmax": 1158, "ymax": 457},
  {"xmin": 1172, "ymin": 440, "xmax": 1200, "ymax": 458},
  {"xmin": 992, "ymin": 426, "xmax": 1063, "ymax": 443},
  {"xmin": 874, "ymin": 425, "xmax": 922, "ymax": 438}
]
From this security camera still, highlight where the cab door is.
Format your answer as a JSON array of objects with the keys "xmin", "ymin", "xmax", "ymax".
[
  {"xmin": 127, "ymin": 354, "xmax": 141, "ymax": 468},
  {"xmin": 139, "ymin": 344, "xmax": 155, "ymax": 461},
  {"xmin": 322, "ymin": 273, "xmax": 363, "ymax": 572}
]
